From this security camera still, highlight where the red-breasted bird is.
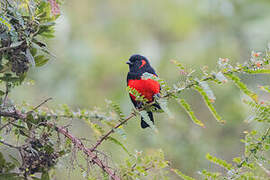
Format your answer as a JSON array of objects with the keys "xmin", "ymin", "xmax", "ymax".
[{"xmin": 126, "ymin": 54, "xmax": 161, "ymax": 128}]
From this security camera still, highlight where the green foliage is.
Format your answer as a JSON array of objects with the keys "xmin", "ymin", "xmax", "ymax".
[
  {"xmin": 225, "ymin": 73, "xmax": 258, "ymax": 103},
  {"xmin": 200, "ymin": 169, "xmax": 220, "ymax": 180},
  {"xmin": 244, "ymin": 69, "xmax": 270, "ymax": 74},
  {"xmin": 171, "ymin": 168, "xmax": 195, "ymax": 180},
  {"xmin": 139, "ymin": 110, "xmax": 157, "ymax": 131},
  {"xmin": 106, "ymin": 100, "xmax": 125, "ymax": 121},
  {"xmin": 0, "ymin": 0, "xmax": 58, "ymax": 86},
  {"xmin": 107, "ymin": 137, "xmax": 130, "ymax": 156},
  {"xmin": 206, "ymin": 153, "xmax": 232, "ymax": 170},
  {"xmin": 120, "ymin": 149, "xmax": 170, "ymax": 179},
  {"xmin": 142, "ymin": 72, "xmax": 171, "ymax": 94},
  {"xmin": 193, "ymin": 85, "xmax": 224, "ymax": 124},
  {"xmin": 0, "ymin": 1, "xmax": 270, "ymax": 179},
  {"xmin": 126, "ymin": 86, "xmax": 148, "ymax": 103},
  {"xmin": 0, "ymin": 152, "xmax": 16, "ymax": 174},
  {"xmin": 179, "ymin": 98, "xmax": 204, "ymax": 127}
]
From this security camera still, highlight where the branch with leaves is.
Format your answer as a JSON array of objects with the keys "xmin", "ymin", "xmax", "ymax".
[{"xmin": 1, "ymin": 0, "xmax": 270, "ymax": 180}]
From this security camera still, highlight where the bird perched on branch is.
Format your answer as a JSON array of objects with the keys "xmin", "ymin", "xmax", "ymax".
[{"xmin": 126, "ymin": 54, "xmax": 161, "ymax": 128}]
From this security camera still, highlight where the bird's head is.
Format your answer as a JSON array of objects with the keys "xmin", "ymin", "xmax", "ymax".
[{"xmin": 126, "ymin": 54, "xmax": 150, "ymax": 73}]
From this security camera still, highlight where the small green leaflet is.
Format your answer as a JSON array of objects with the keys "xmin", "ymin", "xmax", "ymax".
[
  {"xmin": 155, "ymin": 96, "xmax": 173, "ymax": 118},
  {"xmin": 107, "ymin": 137, "xmax": 130, "ymax": 156},
  {"xmin": 171, "ymin": 168, "xmax": 195, "ymax": 180},
  {"xmin": 206, "ymin": 153, "xmax": 232, "ymax": 170},
  {"xmin": 244, "ymin": 69, "xmax": 270, "ymax": 74},
  {"xmin": 198, "ymin": 80, "xmax": 215, "ymax": 102},
  {"xmin": 200, "ymin": 169, "xmax": 220, "ymax": 179},
  {"xmin": 26, "ymin": 49, "xmax": 36, "ymax": 67},
  {"xmin": 139, "ymin": 110, "xmax": 157, "ymax": 132},
  {"xmin": 126, "ymin": 86, "xmax": 148, "ymax": 103},
  {"xmin": 215, "ymin": 72, "xmax": 228, "ymax": 83},
  {"xmin": 193, "ymin": 85, "xmax": 224, "ymax": 124},
  {"xmin": 179, "ymin": 98, "xmax": 204, "ymax": 127},
  {"xmin": 106, "ymin": 100, "xmax": 125, "ymax": 120},
  {"xmin": 225, "ymin": 73, "xmax": 258, "ymax": 103},
  {"xmin": 0, "ymin": 16, "xmax": 13, "ymax": 31}
]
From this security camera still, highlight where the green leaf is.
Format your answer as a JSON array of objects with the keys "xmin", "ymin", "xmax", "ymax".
[
  {"xmin": 198, "ymin": 81, "xmax": 216, "ymax": 102},
  {"xmin": 225, "ymin": 73, "xmax": 258, "ymax": 103},
  {"xmin": 114, "ymin": 127, "xmax": 127, "ymax": 140},
  {"xmin": 171, "ymin": 168, "xmax": 195, "ymax": 180},
  {"xmin": 193, "ymin": 85, "xmax": 224, "ymax": 124},
  {"xmin": 142, "ymin": 72, "xmax": 171, "ymax": 92},
  {"xmin": 106, "ymin": 100, "xmax": 125, "ymax": 120},
  {"xmin": 88, "ymin": 122, "xmax": 104, "ymax": 137},
  {"xmin": 126, "ymin": 86, "xmax": 148, "ymax": 103},
  {"xmin": 215, "ymin": 72, "xmax": 228, "ymax": 83},
  {"xmin": 41, "ymin": 171, "xmax": 50, "ymax": 180},
  {"xmin": 171, "ymin": 59, "xmax": 185, "ymax": 70},
  {"xmin": 0, "ymin": 173, "xmax": 23, "ymax": 180},
  {"xmin": 0, "ymin": 90, "xmax": 5, "ymax": 96},
  {"xmin": 26, "ymin": 49, "xmax": 36, "ymax": 67},
  {"xmin": 200, "ymin": 169, "xmax": 220, "ymax": 179},
  {"xmin": 156, "ymin": 97, "xmax": 173, "ymax": 118},
  {"xmin": 0, "ymin": 16, "xmax": 13, "ymax": 31},
  {"xmin": 34, "ymin": 55, "xmax": 49, "ymax": 67},
  {"xmin": 179, "ymin": 98, "xmax": 204, "ymax": 127},
  {"xmin": 107, "ymin": 137, "xmax": 130, "ymax": 156},
  {"xmin": 206, "ymin": 153, "xmax": 232, "ymax": 170},
  {"xmin": 244, "ymin": 69, "xmax": 270, "ymax": 74},
  {"xmin": 139, "ymin": 110, "xmax": 157, "ymax": 132}
]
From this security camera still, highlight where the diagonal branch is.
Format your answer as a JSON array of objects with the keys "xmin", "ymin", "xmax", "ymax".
[
  {"xmin": 48, "ymin": 123, "xmax": 121, "ymax": 180},
  {"xmin": 90, "ymin": 113, "xmax": 136, "ymax": 151},
  {"xmin": 0, "ymin": 105, "xmax": 121, "ymax": 180}
]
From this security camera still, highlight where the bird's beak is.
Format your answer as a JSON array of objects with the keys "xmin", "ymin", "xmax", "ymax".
[{"xmin": 126, "ymin": 61, "xmax": 132, "ymax": 65}]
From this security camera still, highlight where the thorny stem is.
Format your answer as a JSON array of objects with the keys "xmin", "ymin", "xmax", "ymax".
[
  {"xmin": 90, "ymin": 112, "xmax": 136, "ymax": 151},
  {"xmin": 49, "ymin": 123, "xmax": 121, "ymax": 180},
  {"xmin": 0, "ymin": 99, "xmax": 122, "ymax": 180},
  {"xmin": 30, "ymin": 97, "xmax": 53, "ymax": 112}
]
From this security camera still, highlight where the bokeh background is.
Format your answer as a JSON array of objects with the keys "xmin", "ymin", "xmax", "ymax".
[{"xmin": 11, "ymin": 0, "xmax": 270, "ymax": 179}]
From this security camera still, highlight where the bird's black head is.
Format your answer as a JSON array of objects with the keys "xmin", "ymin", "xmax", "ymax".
[{"xmin": 126, "ymin": 54, "xmax": 151, "ymax": 73}]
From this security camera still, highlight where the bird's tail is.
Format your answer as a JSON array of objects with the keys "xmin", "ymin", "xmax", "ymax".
[{"xmin": 141, "ymin": 111, "xmax": 154, "ymax": 129}]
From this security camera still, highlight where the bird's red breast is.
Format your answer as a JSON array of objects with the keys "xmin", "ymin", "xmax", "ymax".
[{"xmin": 128, "ymin": 79, "xmax": 160, "ymax": 102}]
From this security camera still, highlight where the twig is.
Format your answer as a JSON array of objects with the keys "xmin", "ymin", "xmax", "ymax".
[
  {"xmin": 0, "ymin": 118, "xmax": 17, "ymax": 131},
  {"xmin": 3, "ymin": 81, "xmax": 9, "ymax": 106},
  {"xmin": 31, "ymin": 97, "xmax": 53, "ymax": 112},
  {"xmin": 0, "ymin": 109, "xmax": 27, "ymax": 119},
  {"xmin": 256, "ymin": 162, "xmax": 270, "ymax": 177},
  {"xmin": 0, "ymin": 105, "xmax": 120, "ymax": 180},
  {"xmin": 90, "ymin": 113, "xmax": 136, "ymax": 151},
  {"xmin": 0, "ymin": 139, "xmax": 20, "ymax": 149},
  {"xmin": 49, "ymin": 124, "xmax": 121, "ymax": 180}
]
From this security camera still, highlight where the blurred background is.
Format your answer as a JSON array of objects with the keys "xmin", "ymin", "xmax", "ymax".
[{"xmin": 10, "ymin": 0, "xmax": 270, "ymax": 179}]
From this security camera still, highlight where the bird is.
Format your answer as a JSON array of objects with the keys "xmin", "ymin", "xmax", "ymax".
[{"xmin": 126, "ymin": 54, "xmax": 161, "ymax": 128}]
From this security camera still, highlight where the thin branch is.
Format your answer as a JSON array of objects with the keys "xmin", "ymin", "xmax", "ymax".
[
  {"xmin": 30, "ymin": 97, "xmax": 53, "ymax": 112},
  {"xmin": 0, "ymin": 109, "xmax": 27, "ymax": 119},
  {"xmin": 0, "ymin": 139, "xmax": 20, "ymax": 149},
  {"xmin": 0, "ymin": 105, "xmax": 121, "ymax": 180},
  {"xmin": 90, "ymin": 113, "xmax": 136, "ymax": 151},
  {"xmin": 48, "ymin": 123, "xmax": 121, "ymax": 180},
  {"xmin": 0, "ymin": 118, "xmax": 17, "ymax": 131},
  {"xmin": 3, "ymin": 81, "xmax": 9, "ymax": 106},
  {"xmin": 256, "ymin": 162, "xmax": 270, "ymax": 177}
]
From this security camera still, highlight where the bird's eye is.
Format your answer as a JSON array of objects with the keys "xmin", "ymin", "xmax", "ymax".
[{"xmin": 139, "ymin": 60, "xmax": 146, "ymax": 69}]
